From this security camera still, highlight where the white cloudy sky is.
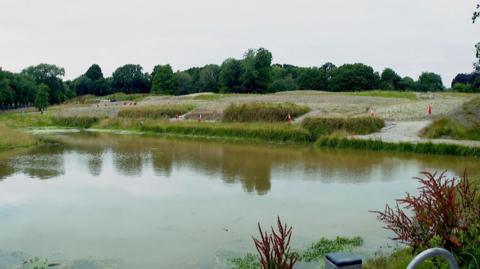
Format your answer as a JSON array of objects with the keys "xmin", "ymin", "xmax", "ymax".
[{"xmin": 0, "ymin": 0, "xmax": 479, "ymax": 85}]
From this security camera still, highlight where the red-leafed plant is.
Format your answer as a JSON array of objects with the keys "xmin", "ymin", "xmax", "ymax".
[
  {"xmin": 372, "ymin": 171, "xmax": 480, "ymax": 254},
  {"xmin": 253, "ymin": 216, "xmax": 298, "ymax": 269}
]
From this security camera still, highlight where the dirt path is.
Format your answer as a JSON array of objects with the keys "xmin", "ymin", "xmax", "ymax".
[{"xmin": 353, "ymin": 120, "xmax": 480, "ymax": 147}]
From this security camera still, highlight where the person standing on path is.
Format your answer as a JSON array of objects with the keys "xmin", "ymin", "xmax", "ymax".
[{"xmin": 427, "ymin": 104, "xmax": 432, "ymax": 116}]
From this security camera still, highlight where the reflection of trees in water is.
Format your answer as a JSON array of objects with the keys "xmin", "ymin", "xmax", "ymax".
[
  {"xmin": 9, "ymin": 146, "xmax": 65, "ymax": 180},
  {"xmin": 20, "ymin": 132, "xmax": 480, "ymax": 193}
]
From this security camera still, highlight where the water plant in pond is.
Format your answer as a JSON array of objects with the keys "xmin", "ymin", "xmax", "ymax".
[
  {"xmin": 301, "ymin": 236, "xmax": 363, "ymax": 262},
  {"xmin": 371, "ymin": 171, "xmax": 480, "ymax": 268},
  {"xmin": 253, "ymin": 217, "xmax": 298, "ymax": 269}
]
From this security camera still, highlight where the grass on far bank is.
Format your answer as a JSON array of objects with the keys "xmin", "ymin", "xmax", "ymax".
[
  {"xmin": 0, "ymin": 122, "xmax": 36, "ymax": 150},
  {"xmin": 422, "ymin": 97, "xmax": 480, "ymax": 141},
  {"xmin": 316, "ymin": 137, "xmax": 480, "ymax": 157},
  {"xmin": 118, "ymin": 104, "xmax": 196, "ymax": 119},
  {"xmin": 345, "ymin": 90, "xmax": 417, "ymax": 100},
  {"xmin": 97, "ymin": 118, "xmax": 312, "ymax": 144},
  {"xmin": 222, "ymin": 102, "xmax": 310, "ymax": 122},
  {"xmin": 302, "ymin": 116, "xmax": 385, "ymax": 139},
  {"xmin": 422, "ymin": 117, "xmax": 480, "ymax": 141}
]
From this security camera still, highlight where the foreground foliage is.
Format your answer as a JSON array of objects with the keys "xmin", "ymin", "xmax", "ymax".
[
  {"xmin": 253, "ymin": 217, "xmax": 297, "ymax": 269},
  {"xmin": 372, "ymin": 171, "xmax": 480, "ymax": 268},
  {"xmin": 222, "ymin": 102, "xmax": 310, "ymax": 123}
]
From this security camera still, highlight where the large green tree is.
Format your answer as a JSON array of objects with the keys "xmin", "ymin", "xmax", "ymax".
[
  {"xmin": 199, "ymin": 64, "xmax": 220, "ymax": 92},
  {"xmin": 112, "ymin": 64, "xmax": 150, "ymax": 93},
  {"xmin": 151, "ymin": 64, "xmax": 177, "ymax": 95},
  {"xmin": 219, "ymin": 58, "xmax": 244, "ymax": 93},
  {"xmin": 74, "ymin": 64, "xmax": 109, "ymax": 96},
  {"xmin": 380, "ymin": 68, "xmax": 402, "ymax": 90},
  {"xmin": 34, "ymin": 84, "xmax": 50, "ymax": 113},
  {"xmin": 296, "ymin": 67, "xmax": 328, "ymax": 90},
  {"xmin": 241, "ymin": 48, "xmax": 273, "ymax": 93},
  {"xmin": 417, "ymin": 72, "xmax": 444, "ymax": 92},
  {"xmin": 329, "ymin": 63, "xmax": 381, "ymax": 91},
  {"xmin": 175, "ymin": 72, "xmax": 194, "ymax": 95},
  {"xmin": 21, "ymin": 64, "xmax": 67, "ymax": 104}
]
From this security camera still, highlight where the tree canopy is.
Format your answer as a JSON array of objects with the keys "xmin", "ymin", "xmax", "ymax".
[{"xmin": 151, "ymin": 64, "xmax": 177, "ymax": 95}]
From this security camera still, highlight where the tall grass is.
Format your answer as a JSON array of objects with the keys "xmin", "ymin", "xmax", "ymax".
[
  {"xmin": 222, "ymin": 102, "xmax": 310, "ymax": 123},
  {"xmin": 316, "ymin": 137, "xmax": 480, "ymax": 157},
  {"xmin": 118, "ymin": 104, "xmax": 195, "ymax": 119},
  {"xmin": 51, "ymin": 116, "xmax": 100, "ymax": 128},
  {"xmin": 302, "ymin": 116, "xmax": 385, "ymax": 139},
  {"xmin": 0, "ymin": 122, "xmax": 36, "ymax": 150},
  {"xmin": 99, "ymin": 118, "xmax": 312, "ymax": 143},
  {"xmin": 422, "ymin": 117, "xmax": 480, "ymax": 141}
]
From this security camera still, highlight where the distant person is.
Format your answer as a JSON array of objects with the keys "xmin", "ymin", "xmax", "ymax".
[{"xmin": 427, "ymin": 104, "xmax": 432, "ymax": 116}]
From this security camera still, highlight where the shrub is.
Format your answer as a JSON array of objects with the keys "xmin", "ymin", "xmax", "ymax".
[
  {"xmin": 452, "ymin": 83, "xmax": 477, "ymax": 93},
  {"xmin": 371, "ymin": 171, "xmax": 480, "ymax": 267},
  {"xmin": 302, "ymin": 117, "xmax": 384, "ymax": 139},
  {"xmin": 118, "ymin": 104, "xmax": 195, "ymax": 119},
  {"xmin": 51, "ymin": 116, "xmax": 99, "ymax": 128},
  {"xmin": 253, "ymin": 217, "xmax": 298, "ymax": 269},
  {"xmin": 222, "ymin": 102, "xmax": 310, "ymax": 123}
]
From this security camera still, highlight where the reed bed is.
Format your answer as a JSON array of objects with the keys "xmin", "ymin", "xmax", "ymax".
[
  {"xmin": 222, "ymin": 102, "xmax": 310, "ymax": 122},
  {"xmin": 118, "ymin": 104, "xmax": 195, "ymax": 119},
  {"xmin": 302, "ymin": 116, "xmax": 385, "ymax": 139}
]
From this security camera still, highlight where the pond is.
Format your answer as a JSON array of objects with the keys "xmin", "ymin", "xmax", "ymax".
[{"xmin": 0, "ymin": 131, "xmax": 477, "ymax": 269}]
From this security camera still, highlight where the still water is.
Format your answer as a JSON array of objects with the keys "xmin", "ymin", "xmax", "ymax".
[{"xmin": 0, "ymin": 131, "xmax": 477, "ymax": 268}]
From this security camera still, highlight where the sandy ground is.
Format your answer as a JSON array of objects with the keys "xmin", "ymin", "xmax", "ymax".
[
  {"xmin": 354, "ymin": 120, "xmax": 480, "ymax": 147},
  {"xmin": 53, "ymin": 91, "xmax": 474, "ymax": 120}
]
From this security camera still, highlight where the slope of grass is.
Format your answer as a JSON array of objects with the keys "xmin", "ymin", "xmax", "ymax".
[
  {"xmin": 222, "ymin": 102, "xmax": 310, "ymax": 122},
  {"xmin": 118, "ymin": 104, "xmax": 195, "ymax": 119},
  {"xmin": 302, "ymin": 116, "xmax": 385, "ymax": 139},
  {"xmin": 0, "ymin": 122, "xmax": 36, "ymax": 150},
  {"xmin": 423, "ymin": 97, "xmax": 480, "ymax": 141}
]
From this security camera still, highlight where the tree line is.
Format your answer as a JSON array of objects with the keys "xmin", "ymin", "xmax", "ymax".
[
  {"xmin": 1, "ymin": 47, "xmax": 479, "ymax": 110},
  {"xmin": 71, "ymin": 48, "xmax": 449, "ymax": 96}
]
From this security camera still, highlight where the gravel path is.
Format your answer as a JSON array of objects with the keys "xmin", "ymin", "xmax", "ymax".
[{"xmin": 353, "ymin": 120, "xmax": 480, "ymax": 147}]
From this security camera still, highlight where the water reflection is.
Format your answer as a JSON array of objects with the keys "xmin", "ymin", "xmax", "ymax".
[{"xmin": 1, "ymin": 131, "xmax": 478, "ymax": 194}]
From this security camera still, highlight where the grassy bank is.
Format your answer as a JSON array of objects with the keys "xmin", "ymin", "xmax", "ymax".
[
  {"xmin": 302, "ymin": 116, "xmax": 385, "ymax": 139},
  {"xmin": 0, "ymin": 122, "xmax": 37, "ymax": 151},
  {"xmin": 423, "ymin": 97, "xmax": 480, "ymax": 141},
  {"xmin": 118, "ymin": 104, "xmax": 195, "ymax": 119},
  {"xmin": 97, "ymin": 118, "xmax": 313, "ymax": 143},
  {"xmin": 316, "ymin": 137, "xmax": 480, "ymax": 157},
  {"xmin": 222, "ymin": 102, "xmax": 310, "ymax": 122}
]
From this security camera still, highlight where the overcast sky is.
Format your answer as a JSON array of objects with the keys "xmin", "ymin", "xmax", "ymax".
[{"xmin": 0, "ymin": 0, "xmax": 479, "ymax": 85}]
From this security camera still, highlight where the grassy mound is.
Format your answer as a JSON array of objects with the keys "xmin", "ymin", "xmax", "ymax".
[
  {"xmin": 118, "ymin": 104, "xmax": 195, "ymax": 119},
  {"xmin": 302, "ymin": 116, "xmax": 385, "ymax": 139},
  {"xmin": 316, "ymin": 137, "xmax": 480, "ymax": 157},
  {"xmin": 51, "ymin": 116, "xmax": 100, "ymax": 128},
  {"xmin": 423, "ymin": 97, "xmax": 480, "ymax": 141},
  {"xmin": 222, "ymin": 102, "xmax": 310, "ymax": 123}
]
